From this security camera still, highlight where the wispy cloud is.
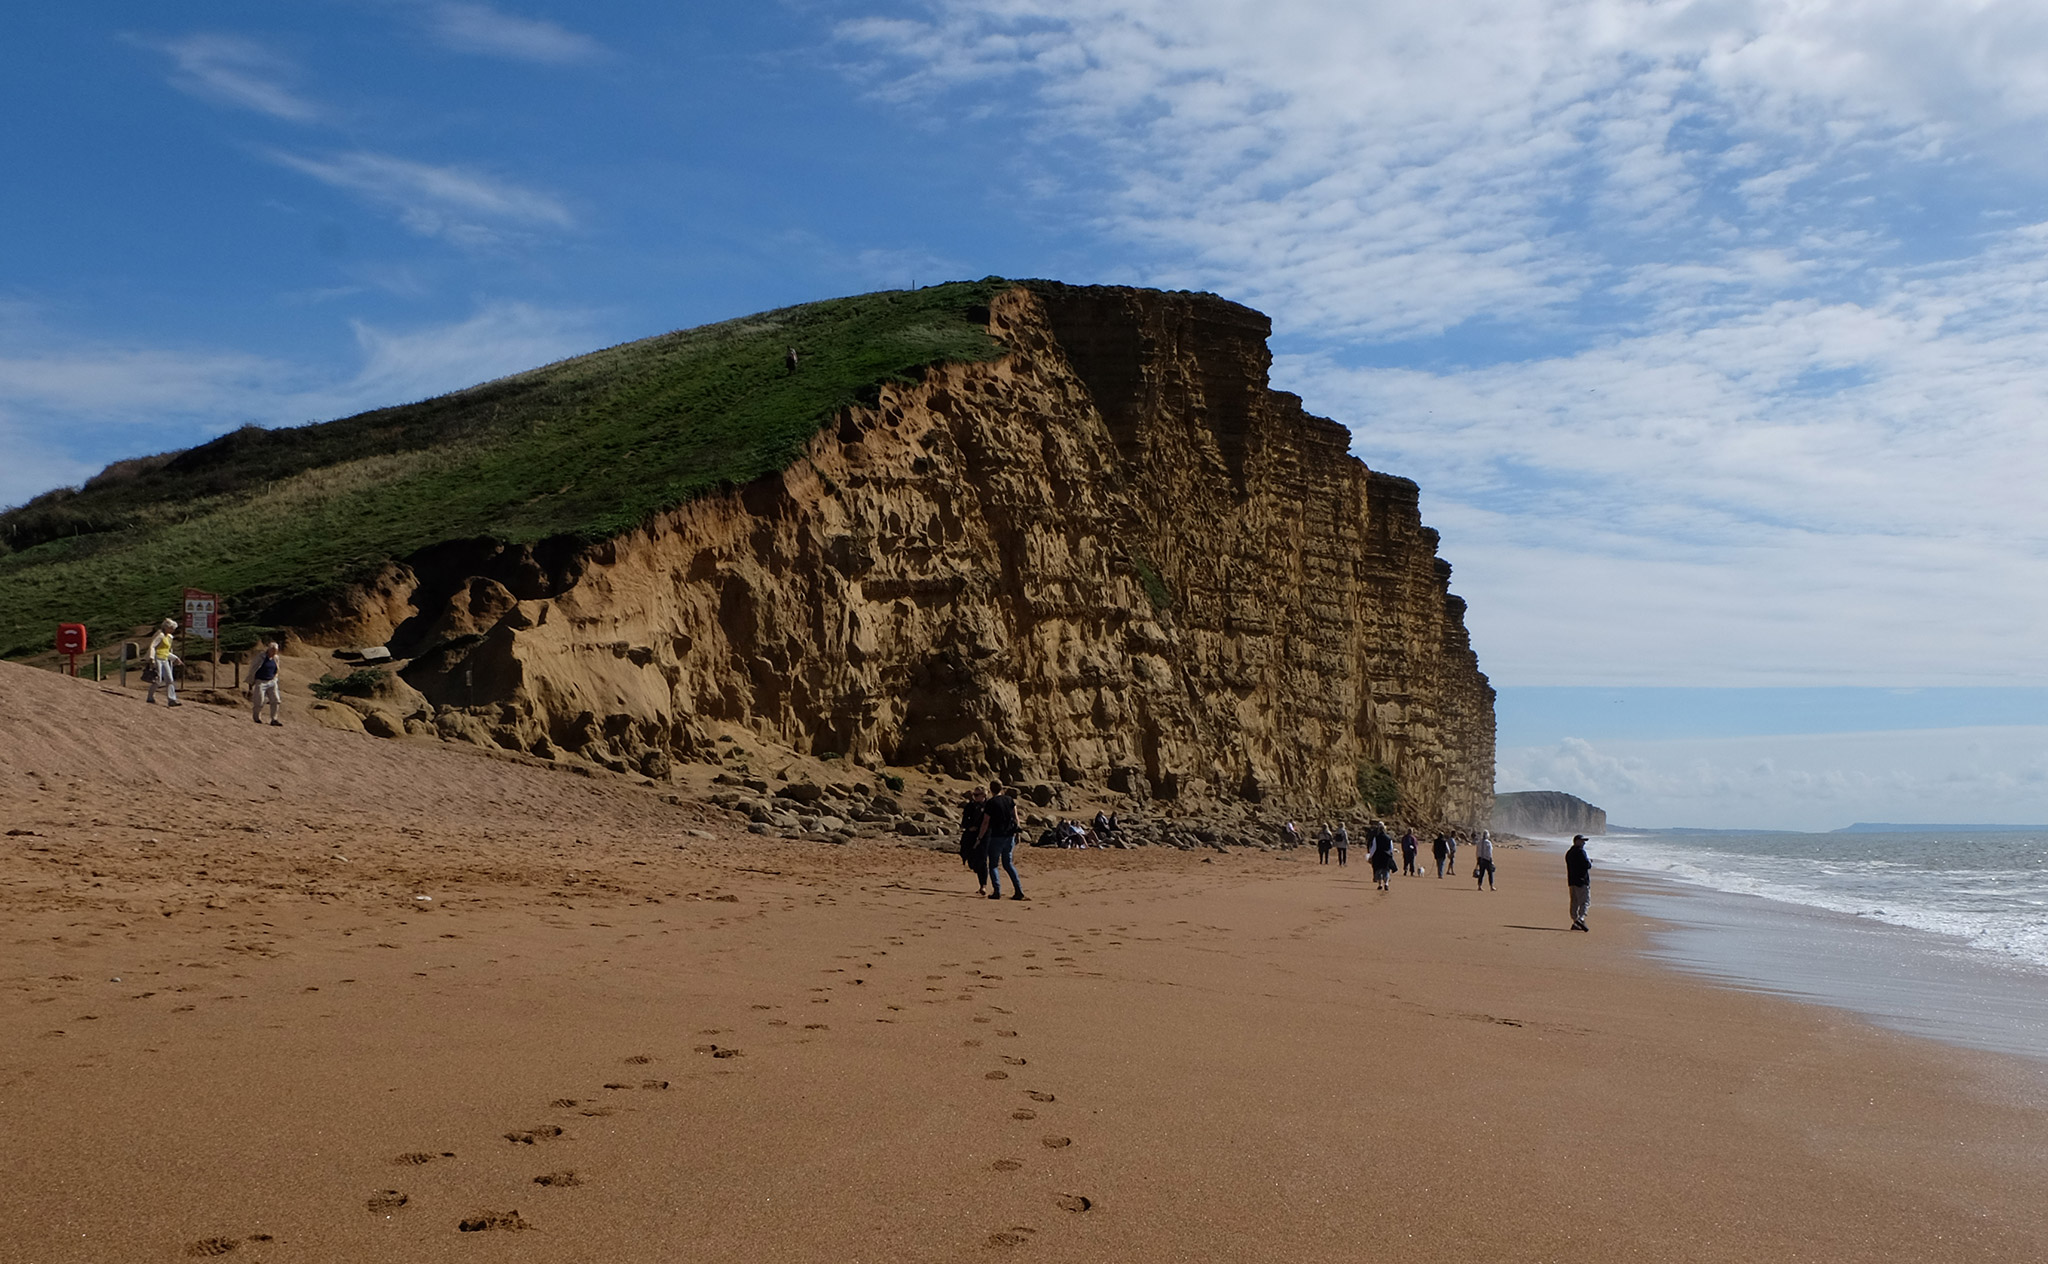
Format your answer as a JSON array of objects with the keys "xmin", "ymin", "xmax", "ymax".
[
  {"xmin": 264, "ymin": 149, "xmax": 575, "ymax": 246},
  {"xmin": 844, "ymin": 2, "xmax": 2048, "ymax": 687},
  {"xmin": 146, "ymin": 32, "xmax": 323, "ymax": 122},
  {"xmin": 426, "ymin": 3, "xmax": 607, "ymax": 65},
  {"xmin": 0, "ymin": 302, "xmax": 599, "ymax": 509}
]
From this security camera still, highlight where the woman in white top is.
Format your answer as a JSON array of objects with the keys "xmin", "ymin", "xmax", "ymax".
[
  {"xmin": 1473, "ymin": 830, "xmax": 1496, "ymax": 890},
  {"xmin": 145, "ymin": 618, "xmax": 182, "ymax": 707}
]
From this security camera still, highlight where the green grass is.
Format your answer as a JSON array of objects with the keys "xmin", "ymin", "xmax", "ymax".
[{"xmin": 0, "ymin": 280, "xmax": 1010, "ymax": 658}]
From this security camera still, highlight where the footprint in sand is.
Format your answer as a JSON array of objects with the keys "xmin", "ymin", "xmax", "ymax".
[
  {"xmin": 996, "ymin": 1030, "xmax": 1019, "ymax": 1038},
  {"xmin": 366, "ymin": 1190, "xmax": 409, "ymax": 1213},
  {"xmin": 1056, "ymin": 1194, "xmax": 1093, "ymax": 1213},
  {"xmin": 992, "ymin": 1158, "xmax": 1023, "ymax": 1171},
  {"xmin": 804, "ymin": 1023, "xmax": 828, "ymax": 1030},
  {"xmin": 392, "ymin": 1151, "xmax": 453, "ymax": 1166},
  {"xmin": 549, "ymin": 1099, "xmax": 579, "ymax": 1109},
  {"xmin": 185, "ymin": 1239, "xmax": 239, "ymax": 1257},
  {"xmin": 1000, "ymin": 1056, "xmax": 1027, "ymax": 1065},
  {"xmin": 987, "ymin": 1227, "xmax": 1037, "ymax": 1248},
  {"xmin": 623, "ymin": 1054, "xmax": 652, "ymax": 1065},
  {"xmin": 1011, "ymin": 1109, "xmax": 1037, "ymax": 1120},
  {"xmin": 641, "ymin": 1079, "xmax": 670, "ymax": 1090},
  {"xmin": 1025, "ymin": 1091, "xmax": 1056, "ymax": 1103},
  {"xmin": 458, "ymin": 1210, "xmax": 530, "ymax": 1232},
  {"xmin": 984, "ymin": 1070, "xmax": 1010, "ymax": 1080},
  {"xmin": 503, "ymin": 1125, "xmax": 563, "ymax": 1145},
  {"xmin": 694, "ymin": 1044, "xmax": 744, "ymax": 1058},
  {"xmin": 533, "ymin": 1170, "xmax": 582, "ymax": 1187},
  {"xmin": 1041, "ymin": 1136, "xmax": 1072, "ymax": 1149}
]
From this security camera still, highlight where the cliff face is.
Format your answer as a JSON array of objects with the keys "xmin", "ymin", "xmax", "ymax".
[
  {"xmin": 346, "ymin": 285, "xmax": 1493, "ymax": 823},
  {"xmin": 1492, "ymin": 791, "xmax": 1606, "ymax": 836}
]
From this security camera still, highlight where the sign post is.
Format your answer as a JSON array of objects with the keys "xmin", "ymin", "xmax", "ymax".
[
  {"xmin": 55, "ymin": 623, "xmax": 87, "ymax": 677},
  {"xmin": 183, "ymin": 588, "xmax": 219, "ymax": 686}
]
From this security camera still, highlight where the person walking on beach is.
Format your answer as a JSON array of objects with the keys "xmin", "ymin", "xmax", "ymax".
[
  {"xmin": 1368, "ymin": 822, "xmax": 1395, "ymax": 890},
  {"xmin": 1566, "ymin": 834, "xmax": 1592, "ymax": 930},
  {"xmin": 249, "ymin": 642, "xmax": 283, "ymax": 726},
  {"xmin": 1432, "ymin": 831, "xmax": 1449, "ymax": 878},
  {"xmin": 1333, "ymin": 822, "xmax": 1350, "ymax": 867},
  {"xmin": 144, "ymin": 618, "xmax": 182, "ymax": 707},
  {"xmin": 959, "ymin": 787, "xmax": 990, "ymax": 893},
  {"xmin": 1474, "ymin": 830, "xmax": 1495, "ymax": 890},
  {"xmin": 1316, "ymin": 823, "xmax": 1333, "ymax": 865},
  {"xmin": 1446, "ymin": 830, "xmax": 1459, "ymax": 874},
  {"xmin": 977, "ymin": 781, "xmax": 1026, "ymax": 900},
  {"xmin": 1400, "ymin": 829, "xmax": 1419, "ymax": 876}
]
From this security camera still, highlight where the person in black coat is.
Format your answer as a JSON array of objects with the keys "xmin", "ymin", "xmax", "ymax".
[
  {"xmin": 958, "ymin": 787, "xmax": 989, "ymax": 894},
  {"xmin": 1566, "ymin": 835, "xmax": 1592, "ymax": 930}
]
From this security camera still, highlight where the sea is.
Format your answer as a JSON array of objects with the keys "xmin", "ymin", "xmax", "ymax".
[{"xmin": 1587, "ymin": 828, "xmax": 2048, "ymax": 1062}]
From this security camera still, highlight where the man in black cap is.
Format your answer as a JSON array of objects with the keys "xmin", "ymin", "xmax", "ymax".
[{"xmin": 1566, "ymin": 835, "xmax": 1592, "ymax": 931}]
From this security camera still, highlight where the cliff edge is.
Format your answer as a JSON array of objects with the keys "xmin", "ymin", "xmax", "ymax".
[
  {"xmin": 384, "ymin": 284, "xmax": 1493, "ymax": 822},
  {"xmin": 2, "ymin": 282, "xmax": 1495, "ymax": 824}
]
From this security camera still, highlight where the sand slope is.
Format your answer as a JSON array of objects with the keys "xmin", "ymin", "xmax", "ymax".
[{"xmin": 2, "ymin": 662, "xmax": 2045, "ymax": 1262}]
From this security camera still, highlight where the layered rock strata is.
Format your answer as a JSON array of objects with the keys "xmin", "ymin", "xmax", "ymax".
[{"xmin": 334, "ymin": 284, "xmax": 1494, "ymax": 824}]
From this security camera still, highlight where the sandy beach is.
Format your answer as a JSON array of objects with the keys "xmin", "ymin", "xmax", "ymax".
[{"xmin": 4, "ymin": 662, "xmax": 2046, "ymax": 1263}]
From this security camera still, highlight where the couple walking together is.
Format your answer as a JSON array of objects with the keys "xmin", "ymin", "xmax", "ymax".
[{"xmin": 958, "ymin": 782, "xmax": 1027, "ymax": 900}]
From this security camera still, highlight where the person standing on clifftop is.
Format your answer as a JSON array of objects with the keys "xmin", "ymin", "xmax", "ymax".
[
  {"xmin": 959, "ymin": 787, "xmax": 990, "ymax": 894},
  {"xmin": 977, "ymin": 781, "xmax": 1026, "ymax": 901},
  {"xmin": 1566, "ymin": 835, "xmax": 1592, "ymax": 930}
]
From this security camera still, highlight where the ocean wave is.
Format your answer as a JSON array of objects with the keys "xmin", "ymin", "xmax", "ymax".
[{"xmin": 1597, "ymin": 834, "xmax": 2048, "ymax": 972}]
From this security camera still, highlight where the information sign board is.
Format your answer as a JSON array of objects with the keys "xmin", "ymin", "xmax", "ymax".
[{"xmin": 183, "ymin": 589, "xmax": 218, "ymax": 640}]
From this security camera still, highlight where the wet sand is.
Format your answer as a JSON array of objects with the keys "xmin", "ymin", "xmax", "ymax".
[{"xmin": 4, "ymin": 663, "xmax": 2046, "ymax": 1262}]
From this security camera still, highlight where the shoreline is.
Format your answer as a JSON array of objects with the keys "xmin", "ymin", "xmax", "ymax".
[
  {"xmin": 6, "ymin": 667, "xmax": 2048, "ymax": 1260},
  {"xmin": 1533, "ymin": 832, "xmax": 2048, "ymax": 1064}
]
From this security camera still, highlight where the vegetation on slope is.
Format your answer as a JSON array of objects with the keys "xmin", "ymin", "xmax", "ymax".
[{"xmin": 0, "ymin": 280, "xmax": 1009, "ymax": 658}]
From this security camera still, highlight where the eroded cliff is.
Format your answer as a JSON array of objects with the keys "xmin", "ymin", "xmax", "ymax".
[{"xmin": 324, "ymin": 285, "xmax": 1494, "ymax": 824}]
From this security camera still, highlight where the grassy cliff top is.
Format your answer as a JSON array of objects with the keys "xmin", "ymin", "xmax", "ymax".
[{"xmin": 0, "ymin": 280, "xmax": 1010, "ymax": 658}]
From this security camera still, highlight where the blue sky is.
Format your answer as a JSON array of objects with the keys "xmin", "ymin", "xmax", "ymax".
[{"xmin": 5, "ymin": 2, "xmax": 2046, "ymax": 826}]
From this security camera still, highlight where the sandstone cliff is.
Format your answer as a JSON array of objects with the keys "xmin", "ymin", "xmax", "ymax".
[
  {"xmin": 1492, "ymin": 790, "xmax": 1606, "ymax": 836},
  {"xmin": 313, "ymin": 285, "xmax": 1494, "ymax": 824}
]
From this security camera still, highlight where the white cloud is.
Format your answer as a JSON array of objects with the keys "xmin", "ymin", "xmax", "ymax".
[
  {"xmin": 147, "ymin": 32, "xmax": 323, "ymax": 122},
  {"xmin": 265, "ymin": 149, "xmax": 575, "ymax": 246},
  {"xmin": 0, "ymin": 303, "xmax": 598, "ymax": 510},
  {"xmin": 846, "ymin": 2, "xmax": 2048, "ymax": 688},
  {"xmin": 1499, "ymin": 727, "xmax": 2048, "ymax": 830},
  {"xmin": 426, "ymin": 3, "xmax": 607, "ymax": 64}
]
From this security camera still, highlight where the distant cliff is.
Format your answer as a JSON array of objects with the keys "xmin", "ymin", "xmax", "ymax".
[{"xmin": 1493, "ymin": 790, "xmax": 1604, "ymax": 836}]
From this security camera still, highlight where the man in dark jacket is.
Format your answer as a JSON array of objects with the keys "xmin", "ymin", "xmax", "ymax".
[
  {"xmin": 976, "ymin": 781, "xmax": 1026, "ymax": 900},
  {"xmin": 1566, "ymin": 835, "xmax": 1592, "ymax": 931},
  {"xmin": 959, "ymin": 787, "xmax": 989, "ymax": 893}
]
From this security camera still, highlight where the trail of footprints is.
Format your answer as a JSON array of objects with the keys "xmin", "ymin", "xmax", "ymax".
[{"xmin": 182, "ymin": 900, "xmax": 1113, "ymax": 1255}]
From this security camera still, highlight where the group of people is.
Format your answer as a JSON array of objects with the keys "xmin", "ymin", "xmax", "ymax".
[
  {"xmin": 1036, "ymin": 811, "xmax": 1125, "ymax": 850},
  {"xmin": 140, "ymin": 618, "xmax": 285, "ymax": 726},
  {"xmin": 1285, "ymin": 818, "xmax": 1499, "ymax": 892}
]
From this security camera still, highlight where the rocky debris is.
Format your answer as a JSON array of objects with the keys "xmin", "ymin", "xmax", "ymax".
[{"xmin": 303, "ymin": 284, "xmax": 1492, "ymax": 823}]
